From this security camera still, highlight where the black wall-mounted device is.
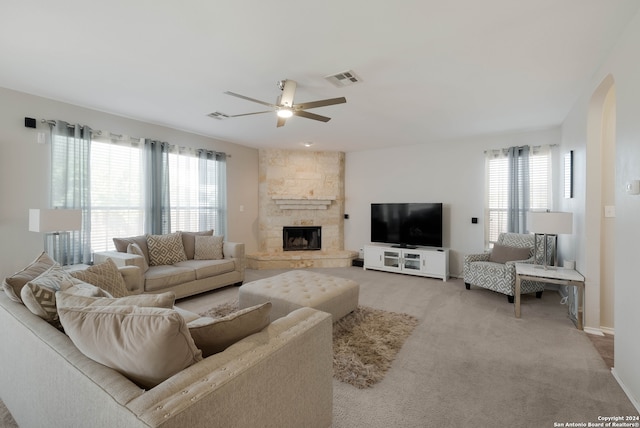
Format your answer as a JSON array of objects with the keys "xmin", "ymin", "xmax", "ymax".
[
  {"xmin": 471, "ymin": 217, "xmax": 478, "ymax": 224},
  {"xmin": 24, "ymin": 117, "xmax": 37, "ymax": 128}
]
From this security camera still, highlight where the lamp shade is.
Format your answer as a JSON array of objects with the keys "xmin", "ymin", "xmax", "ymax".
[
  {"xmin": 527, "ymin": 211, "xmax": 573, "ymax": 235},
  {"xmin": 29, "ymin": 209, "xmax": 82, "ymax": 232}
]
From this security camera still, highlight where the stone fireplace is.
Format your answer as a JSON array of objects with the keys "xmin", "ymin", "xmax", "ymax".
[{"xmin": 246, "ymin": 149, "xmax": 357, "ymax": 269}]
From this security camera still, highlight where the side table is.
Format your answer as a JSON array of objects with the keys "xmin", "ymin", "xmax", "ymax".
[{"xmin": 515, "ymin": 263, "xmax": 585, "ymax": 330}]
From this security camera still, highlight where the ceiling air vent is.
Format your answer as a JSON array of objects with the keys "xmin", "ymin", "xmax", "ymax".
[
  {"xmin": 207, "ymin": 111, "xmax": 230, "ymax": 120},
  {"xmin": 324, "ymin": 70, "xmax": 362, "ymax": 87}
]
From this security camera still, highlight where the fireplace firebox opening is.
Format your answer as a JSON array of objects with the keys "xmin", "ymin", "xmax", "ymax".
[{"xmin": 283, "ymin": 226, "xmax": 321, "ymax": 251}]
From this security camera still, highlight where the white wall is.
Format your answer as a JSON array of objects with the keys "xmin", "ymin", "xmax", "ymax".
[
  {"xmin": 560, "ymin": 10, "xmax": 640, "ymax": 410},
  {"xmin": 0, "ymin": 87, "xmax": 259, "ymax": 280},
  {"xmin": 344, "ymin": 127, "xmax": 561, "ymax": 277}
]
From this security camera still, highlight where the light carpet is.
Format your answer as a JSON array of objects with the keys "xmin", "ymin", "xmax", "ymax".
[
  {"xmin": 201, "ymin": 300, "xmax": 419, "ymax": 389},
  {"xmin": 1, "ymin": 267, "xmax": 637, "ymax": 428}
]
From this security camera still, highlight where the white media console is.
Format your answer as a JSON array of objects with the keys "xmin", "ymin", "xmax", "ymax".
[{"xmin": 363, "ymin": 244, "xmax": 449, "ymax": 281}]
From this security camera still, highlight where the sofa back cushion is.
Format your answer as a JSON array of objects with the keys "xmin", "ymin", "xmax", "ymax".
[
  {"xmin": 57, "ymin": 294, "xmax": 202, "ymax": 389},
  {"xmin": 147, "ymin": 232, "xmax": 188, "ymax": 266},
  {"xmin": 188, "ymin": 302, "xmax": 272, "ymax": 357},
  {"xmin": 113, "ymin": 235, "xmax": 150, "ymax": 263},
  {"xmin": 180, "ymin": 230, "xmax": 214, "ymax": 260},
  {"xmin": 2, "ymin": 252, "xmax": 56, "ymax": 303}
]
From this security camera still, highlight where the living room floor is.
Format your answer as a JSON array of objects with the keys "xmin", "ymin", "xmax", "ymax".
[{"xmin": 176, "ymin": 267, "xmax": 636, "ymax": 428}]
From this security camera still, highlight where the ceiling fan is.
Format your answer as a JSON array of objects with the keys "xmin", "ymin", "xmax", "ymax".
[{"xmin": 223, "ymin": 79, "xmax": 346, "ymax": 127}]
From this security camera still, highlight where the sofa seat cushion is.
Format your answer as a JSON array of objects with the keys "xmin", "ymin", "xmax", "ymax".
[
  {"xmin": 174, "ymin": 259, "xmax": 236, "ymax": 280},
  {"xmin": 471, "ymin": 261, "xmax": 509, "ymax": 274},
  {"xmin": 144, "ymin": 265, "xmax": 196, "ymax": 292}
]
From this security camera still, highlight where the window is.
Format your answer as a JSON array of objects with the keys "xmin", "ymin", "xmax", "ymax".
[
  {"xmin": 75, "ymin": 133, "xmax": 226, "ymax": 255},
  {"xmin": 90, "ymin": 137, "xmax": 144, "ymax": 253},
  {"xmin": 485, "ymin": 145, "xmax": 552, "ymax": 246}
]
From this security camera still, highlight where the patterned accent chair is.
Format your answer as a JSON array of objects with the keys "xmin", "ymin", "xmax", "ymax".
[{"xmin": 463, "ymin": 233, "xmax": 551, "ymax": 303}]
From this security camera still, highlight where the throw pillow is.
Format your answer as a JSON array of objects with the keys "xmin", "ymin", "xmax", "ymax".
[
  {"xmin": 19, "ymin": 264, "xmax": 103, "ymax": 327},
  {"xmin": 56, "ymin": 290, "xmax": 176, "ymax": 310},
  {"xmin": 489, "ymin": 244, "xmax": 531, "ymax": 264},
  {"xmin": 147, "ymin": 232, "xmax": 188, "ymax": 266},
  {"xmin": 70, "ymin": 258, "xmax": 129, "ymax": 298},
  {"xmin": 113, "ymin": 234, "xmax": 150, "ymax": 263},
  {"xmin": 181, "ymin": 230, "xmax": 214, "ymax": 260},
  {"xmin": 188, "ymin": 302, "xmax": 272, "ymax": 357},
  {"xmin": 58, "ymin": 304, "xmax": 202, "ymax": 389},
  {"xmin": 2, "ymin": 252, "xmax": 56, "ymax": 303},
  {"xmin": 194, "ymin": 235, "xmax": 224, "ymax": 260},
  {"xmin": 127, "ymin": 243, "xmax": 149, "ymax": 272}
]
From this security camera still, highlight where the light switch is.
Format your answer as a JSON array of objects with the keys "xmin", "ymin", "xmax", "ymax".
[{"xmin": 604, "ymin": 205, "xmax": 616, "ymax": 218}]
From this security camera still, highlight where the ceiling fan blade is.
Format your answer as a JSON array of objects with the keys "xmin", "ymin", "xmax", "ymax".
[
  {"xmin": 293, "ymin": 110, "xmax": 331, "ymax": 123},
  {"xmin": 294, "ymin": 97, "xmax": 346, "ymax": 110},
  {"xmin": 224, "ymin": 91, "xmax": 276, "ymax": 108},
  {"xmin": 276, "ymin": 116, "xmax": 287, "ymax": 127},
  {"xmin": 229, "ymin": 111, "xmax": 272, "ymax": 118},
  {"xmin": 279, "ymin": 80, "xmax": 297, "ymax": 108}
]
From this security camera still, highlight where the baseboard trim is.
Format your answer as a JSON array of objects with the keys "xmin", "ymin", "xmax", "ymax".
[
  {"xmin": 584, "ymin": 326, "xmax": 604, "ymax": 336},
  {"xmin": 611, "ymin": 368, "xmax": 640, "ymax": 414},
  {"xmin": 600, "ymin": 326, "xmax": 615, "ymax": 336}
]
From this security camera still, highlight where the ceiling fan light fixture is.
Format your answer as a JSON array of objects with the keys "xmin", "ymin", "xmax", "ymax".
[{"xmin": 277, "ymin": 108, "xmax": 293, "ymax": 118}]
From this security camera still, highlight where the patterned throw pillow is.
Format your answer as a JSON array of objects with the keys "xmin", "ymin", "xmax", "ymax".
[
  {"xmin": 181, "ymin": 230, "xmax": 214, "ymax": 260},
  {"xmin": 2, "ymin": 252, "xmax": 56, "ymax": 303},
  {"xmin": 194, "ymin": 235, "xmax": 224, "ymax": 260},
  {"xmin": 70, "ymin": 258, "xmax": 129, "ymax": 298},
  {"xmin": 20, "ymin": 263, "xmax": 80, "ymax": 327},
  {"xmin": 147, "ymin": 232, "xmax": 188, "ymax": 266}
]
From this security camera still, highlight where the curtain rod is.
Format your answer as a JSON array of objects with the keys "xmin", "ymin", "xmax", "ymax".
[
  {"xmin": 484, "ymin": 143, "xmax": 558, "ymax": 154},
  {"xmin": 41, "ymin": 119, "xmax": 230, "ymax": 158}
]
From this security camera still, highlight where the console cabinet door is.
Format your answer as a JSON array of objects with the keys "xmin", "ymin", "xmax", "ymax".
[{"xmin": 364, "ymin": 246, "xmax": 385, "ymax": 269}]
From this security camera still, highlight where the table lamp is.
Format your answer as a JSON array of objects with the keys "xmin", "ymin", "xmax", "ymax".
[
  {"xmin": 527, "ymin": 210, "xmax": 573, "ymax": 270},
  {"xmin": 29, "ymin": 208, "xmax": 82, "ymax": 266}
]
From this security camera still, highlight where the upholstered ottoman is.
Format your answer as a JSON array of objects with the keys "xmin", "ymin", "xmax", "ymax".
[{"xmin": 238, "ymin": 270, "xmax": 359, "ymax": 322}]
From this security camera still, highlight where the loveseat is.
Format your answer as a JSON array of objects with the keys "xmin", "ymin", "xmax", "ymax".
[
  {"xmin": 94, "ymin": 230, "xmax": 245, "ymax": 299},
  {"xmin": 0, "ymin": 256, "xmax": 333, "ymax": 428}
]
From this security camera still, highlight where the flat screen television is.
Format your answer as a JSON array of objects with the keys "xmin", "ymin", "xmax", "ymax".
[{"xmin": 371, "ymin": 203, "xmax": 443, "ymax": 248}]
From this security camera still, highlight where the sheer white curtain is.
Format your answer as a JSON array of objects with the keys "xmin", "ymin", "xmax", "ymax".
[
  {"xmin": 168, "ymin": 146, "xmax": 227, "ymax": 236},
  {"xmin": 50, "ymin": 121, "xmax": 92, "ymax": 264}
]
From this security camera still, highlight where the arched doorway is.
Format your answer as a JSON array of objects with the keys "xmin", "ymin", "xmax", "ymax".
[{"xmin": 585, "ymin": 74, "xmax": 616, "ymax": 334}]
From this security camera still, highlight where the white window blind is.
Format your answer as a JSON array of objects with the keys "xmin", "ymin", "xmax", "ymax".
[{"xmin": 89, "ymin": 136, "xmax": 144, "ymax": 253}]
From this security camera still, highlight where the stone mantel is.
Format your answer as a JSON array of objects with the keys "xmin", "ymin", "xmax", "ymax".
[{"xmin": 272, "ymin": 195, "xmax": 336, "ymax": 210}]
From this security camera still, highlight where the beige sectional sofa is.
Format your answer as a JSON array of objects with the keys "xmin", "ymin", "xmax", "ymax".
[
  {"xmin": 0, "ymin": 259, "xmax": 333, "ymax": 428},
  {"xmin": 94, "ymin": 231, "xmax": 245, "ymax": 299}
]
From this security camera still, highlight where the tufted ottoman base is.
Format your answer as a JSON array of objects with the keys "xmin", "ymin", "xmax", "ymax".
[{"xmin": 238, "ymin": 270, "xmax": 360, "ymax": 322}]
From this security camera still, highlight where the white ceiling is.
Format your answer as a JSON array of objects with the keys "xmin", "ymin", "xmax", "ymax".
[{"xmin": 1, "ymin": 1, "xmax": 638, "ymax": 152}]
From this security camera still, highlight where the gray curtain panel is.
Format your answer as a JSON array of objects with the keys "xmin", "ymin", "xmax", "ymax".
[{"xmin": 507, "ymin": 145, "xmax": 530, "ymax": 234}]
